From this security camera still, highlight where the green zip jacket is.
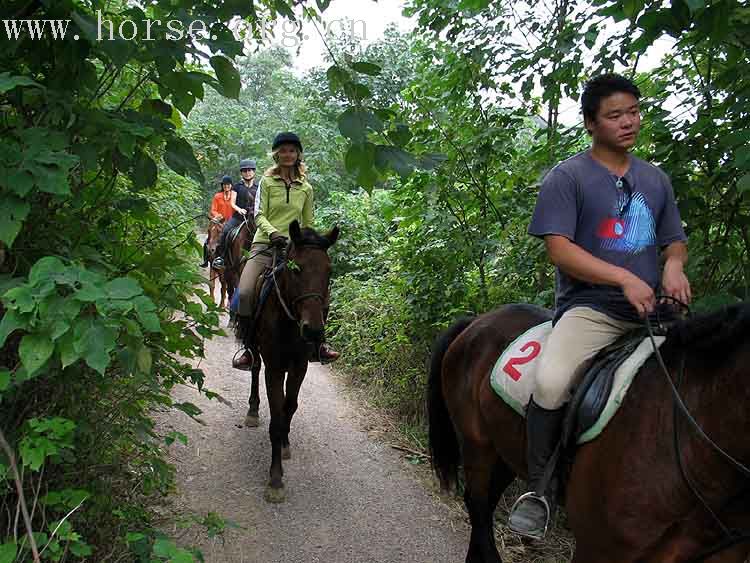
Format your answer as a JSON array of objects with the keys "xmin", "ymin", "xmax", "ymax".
[{"xmin": 252, "ymin": 172, "xmax": 314, "ymax": 244}]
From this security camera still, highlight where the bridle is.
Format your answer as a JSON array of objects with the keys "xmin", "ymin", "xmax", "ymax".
[
  {"xmin": 270, "ymin": 243, "xmax": 328, "ymax": 331},
  {"xmin": 645, "ymin": 297, "xmax": 750, "ymax": 560}
]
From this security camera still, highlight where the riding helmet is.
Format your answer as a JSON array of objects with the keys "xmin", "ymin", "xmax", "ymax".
[
  {"xmin": 221, "ymin": 175, "xmax": 232, "ymax": 185},
  {"xmin": 239, "ymin": 158, "xmax": 256, "ymax": 170},
  {"xmin": 272, "ymin": 132, "xmax": 303, "ymax": 153}
]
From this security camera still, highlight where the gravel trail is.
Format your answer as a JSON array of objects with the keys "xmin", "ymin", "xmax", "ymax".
[{"xmin": 158, "ymin": 311, "xmax": 468, "ymax": 563}]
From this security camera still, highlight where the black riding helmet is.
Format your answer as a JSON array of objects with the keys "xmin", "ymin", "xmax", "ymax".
[
  {"xmin": 221, "ymin": 175, "xmax": 232, "ymax": 185},
  {"xmin": 272, "ymin": 132, "xmax": 303, "ymax": 153}
]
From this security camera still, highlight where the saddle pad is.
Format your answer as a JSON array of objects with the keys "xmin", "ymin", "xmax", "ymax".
[{"xmin": 490, "ymin": 322, "xmax": 666, "ymax": 444}]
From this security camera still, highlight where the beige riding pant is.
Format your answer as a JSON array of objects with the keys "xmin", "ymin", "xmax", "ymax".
[
  {"xmin": 535, "ymin": 307, "xmax": 641, "ymax": 410},
  {"xmin": 237, "ymin": 243, "xmax": 274, "ymax": 317}
]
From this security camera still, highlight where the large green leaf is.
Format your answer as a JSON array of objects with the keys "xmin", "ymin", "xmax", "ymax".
[
  {"xmin": 164, "ymin": 137, "xmax": 204, "ymax": 182},
  {"xmin": 351, "ymin": 62, "xmax": 382, "ymax": 76},
  {"xmin": 0, "ymin": 309, "xmax": 24, "ymax": 347},
  {"xmin": 133, "ymin": 150, "xmax": 158, "ymax": 189},
  {"xmin": 0, "ymin": 541, "xmax": 17, "ymax": 563},
  {"xmin": 19, "ymin": 333, "xmax": 54, "ymax": 376},
  {"xmin": 105, "ymin": 277, "xmax": 143, "ymax": 300},
  {"xmin": 29, "ymin": 256, "xmax": 66, "ymax": 286},
  {"xmin": 344, "ymin": 142, "xmax": 376, "ymax": 174},
  {"xmin": 374, "ymin": 145, "xmax": 418, "ymax": 178},
  {"xmin": 337, "ymin": 109, "xmax": 384, "ymax": 142},
  {"xmin": 0, "ymin": 195, "xmax": 30, "ymax": 246},
  {"xmin": 0, "ymin": 73, "xmax": 42, "ymax": 94},
  {"xmin": 210, "ymin": 56, "xmax": 241, "ymax": 99}
]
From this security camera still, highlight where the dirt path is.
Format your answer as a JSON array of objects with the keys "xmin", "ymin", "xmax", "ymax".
[{"xmin": 157, "ymin": 310, "xmax": 469, "ymax": 563}]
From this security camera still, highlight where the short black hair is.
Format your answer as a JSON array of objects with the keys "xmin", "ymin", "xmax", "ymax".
[{"xmin": 581, "ymin": 74, "xmax": 641, "ymax": 123}]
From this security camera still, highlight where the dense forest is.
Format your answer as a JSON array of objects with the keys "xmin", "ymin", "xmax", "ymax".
[{"xmin": 1, "ymin": 0, "xmax": 748, "ymax": 560}]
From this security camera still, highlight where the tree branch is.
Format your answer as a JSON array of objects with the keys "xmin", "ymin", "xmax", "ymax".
[{"xmin": 0, "ymin": 428, "xmax": 41, "ymax": 563}]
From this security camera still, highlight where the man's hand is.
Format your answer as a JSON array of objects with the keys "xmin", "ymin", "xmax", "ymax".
[
  {"xmin": 662, "ymin": 259, "xmax": 692, "ymax": 305},
  {"xmin": 621, "ymin": 273, "xmax": 656, "ymax": 317},
  {"xmin": 239, "ymin": 208, "xmax": 247, "ymax": 216}
]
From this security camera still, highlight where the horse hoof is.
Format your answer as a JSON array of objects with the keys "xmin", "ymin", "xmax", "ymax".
[
  {"xmin": 244, "ymin": 414, "xmax": 260, "ymax": 427},
  {"xmin": 264, "ymin": 484, "xmax": 286, "ymax": 503},
  {"xmin": 281, "ymin": 445, "xmax": 291, "ymax": 460}
]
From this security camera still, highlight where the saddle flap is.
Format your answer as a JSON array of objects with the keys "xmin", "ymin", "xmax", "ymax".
[
  {"xmin": 490, "ymin": 323, "xmax": 667, "ymax": 444},
  {"xmin": 563, "ymin": 332, "xmax": 646, "ymax": 445}
]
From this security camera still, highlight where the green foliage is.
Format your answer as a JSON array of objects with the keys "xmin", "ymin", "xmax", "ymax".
[
  {"xmin": 326, "ymin": 1, "xmax": 749, "ymax": 440},
  {"xmin": 1, "ymin": 0, "xmax": 332, "ymax": 559}
]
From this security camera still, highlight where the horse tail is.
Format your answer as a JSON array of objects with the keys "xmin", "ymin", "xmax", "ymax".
[{"xmin": 428, "ymin": 315, "xmax": 475, "ymax": 491}]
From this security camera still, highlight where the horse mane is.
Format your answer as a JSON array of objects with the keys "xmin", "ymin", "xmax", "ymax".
[{"xmin": 666, "ymin": 301, "xmax": 750, "ymax": 354}]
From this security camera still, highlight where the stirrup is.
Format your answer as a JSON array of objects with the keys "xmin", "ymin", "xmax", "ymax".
[
  {"xmin": 212, "ymin": 258, "xmax": 225, "ymax": 271},
  {"xmin": 232, "ymin": 348, "xmax": 254, "ymax": 371},
  {"xmin": 508, "ymin": 491, "xmax": 551, "ymax": 540}
]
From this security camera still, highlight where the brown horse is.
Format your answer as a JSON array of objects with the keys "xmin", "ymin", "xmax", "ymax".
[
  {"xmin": 223, "ymin": 217, "xmax": 254, "ymax": 308},
  {"xmin": 238, "ymin": 220, "xmax": 339, "ymax": 503},
  {"xmin": 206, "ymin": 219, "xmax": 227, "ymax": 308},
  {"xmin": 428, "ymin": 303, "xmax": 750, "ymax": 563}
]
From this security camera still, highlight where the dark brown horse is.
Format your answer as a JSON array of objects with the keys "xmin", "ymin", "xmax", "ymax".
[
  {"xmin": 429, "ymin": 303, "xmax": 750, "ymax": 563},
  {"xmin": 224, "ymin": 216, "xmax": 261, "ymax": 428},
  {"xmin": 206, "ymin": 219, "xmax": 227, "ymax": 308},
  {"xmin": 239, "ymin": 220, "xmax": 339, "ymax": 503},
  {"xmin": 223, "ymin": 216, "xmax": 254, "ymax": 307}
]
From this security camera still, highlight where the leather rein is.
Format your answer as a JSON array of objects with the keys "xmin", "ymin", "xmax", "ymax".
[{"xmin": 645, "ymin": 298, "xmax": 750, "ymax": 560}]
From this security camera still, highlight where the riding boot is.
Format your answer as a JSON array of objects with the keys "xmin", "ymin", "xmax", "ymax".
[
  {"xmin": 508, "ymin": 397, "xmax": 566, "ymax": 540},
  {"xmin": 318, "ymin": 343, "xmax": 340, "ymax": 364},
  {"xmin": 232, "ymin": 315, "xmax": 255, "ymax": 371},
  {"xmin": 199, "ymin": 241, "xmax": 209, "ymax": 268}
]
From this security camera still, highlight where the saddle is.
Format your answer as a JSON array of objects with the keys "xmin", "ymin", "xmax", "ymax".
[{"xmin": 562, "ymin": 328, "xmax": 648, "ymax": 445}]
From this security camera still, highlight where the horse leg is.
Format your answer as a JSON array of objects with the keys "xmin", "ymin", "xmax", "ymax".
[
  {"xmin": 264, "ymin": 367, "xmax": 287, "ymax": 503},
  {"xmin": 208, "ymin": 268, "xmax": 216, "ymax": 304},
  {"xmin": 279, "ymin": 359, "xmax": 308, "ymax": 460},
  {"xmin": 463, "ymin": 444, "xmax": 504, "ymax": 563},
  {"xmin": 219, "ymin": 273, "xmax": 227, "ymax": 309},
  {"xmin": 244, "ymin": 349, "xmax": 261, "ymax": 427}
]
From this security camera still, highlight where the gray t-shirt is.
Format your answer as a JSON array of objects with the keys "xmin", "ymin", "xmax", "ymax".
[{"xmin": 528, "ymin": 150, "xmax": 687, "ymax": 322}]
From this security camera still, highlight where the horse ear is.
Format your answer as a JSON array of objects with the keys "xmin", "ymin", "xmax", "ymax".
[
  {"xmin": 289, "ymin": 220, "xmax": 302, "ymax": 242},
  {"xmin": 325, "ymin": 225, "xmax": 340, "ymax": 247}
]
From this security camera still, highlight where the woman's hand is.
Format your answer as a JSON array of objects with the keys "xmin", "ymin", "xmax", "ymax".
[{"xmin": 270, "ymin": 231, "xmax": 288, "ymax": 247}]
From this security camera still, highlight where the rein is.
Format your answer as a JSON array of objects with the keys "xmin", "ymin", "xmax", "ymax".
[
  {"xmin": 644, "ymin": 299, "xmax": 750, "ymax": 560},
  {"xmin": 270, "ymin": 245, "xmax": 325, "ymax": 326}
]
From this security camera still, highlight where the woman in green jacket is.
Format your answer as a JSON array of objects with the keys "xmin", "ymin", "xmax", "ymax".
[{"xmin": 232, "ymin": 132, "xmax": 339, "ymax": 370}]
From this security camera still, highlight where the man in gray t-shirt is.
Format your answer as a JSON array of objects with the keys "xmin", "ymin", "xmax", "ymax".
[
  {"xmin": 529, "ymin": 150, "xmax": 687, "ymax": 323},
  {"xmin": 508, "ymin": 74, "xmax": 692, "ymax": 541}
]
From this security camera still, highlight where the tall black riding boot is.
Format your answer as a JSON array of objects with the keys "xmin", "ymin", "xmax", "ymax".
[
  {"xmin": 232, "ymin": 315, "xmax": 255, "ymax": 371},
  {"xmin": 508, "ymin": 397, "xmax": 566, "ymax": 540}
]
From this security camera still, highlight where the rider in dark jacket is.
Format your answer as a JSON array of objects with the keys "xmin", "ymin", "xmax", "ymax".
[{"xmin": 212, "ymin": 159, "xmax": 259, "ymax": 270}]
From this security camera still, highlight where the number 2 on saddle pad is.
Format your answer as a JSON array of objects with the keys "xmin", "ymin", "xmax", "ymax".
[{"xmin": 503, "ymin": 341, "xmax": 542, "ymax": 381}]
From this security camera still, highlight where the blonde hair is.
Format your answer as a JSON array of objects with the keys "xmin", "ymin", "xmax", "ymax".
[{"xmin": 264, "ymin": 146, "xmax": 307, "ymax": 179}]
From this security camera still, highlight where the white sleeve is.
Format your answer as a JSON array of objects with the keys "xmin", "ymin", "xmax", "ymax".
[{"xmin": 254, "ymin": 177, "xmax": 263, "ymax": 217}]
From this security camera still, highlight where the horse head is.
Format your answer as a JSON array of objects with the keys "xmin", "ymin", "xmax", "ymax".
[
  {"xmin": 206, "ymin": 219, "xmax": 224, "ymax": 259},
  {"xmin": 285, "ymin": 220, "xmax": 339, "ymax": 344}
]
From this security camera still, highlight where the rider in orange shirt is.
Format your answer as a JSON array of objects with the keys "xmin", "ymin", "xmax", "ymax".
[{"xmin": 200, "ymin": 176, "xmax": 235, "ymax": 267}]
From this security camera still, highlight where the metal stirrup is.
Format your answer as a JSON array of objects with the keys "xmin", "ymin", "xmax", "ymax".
[{"xmin": 509, "ymin": 492, "xmax": 551, "ymax": 539}]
